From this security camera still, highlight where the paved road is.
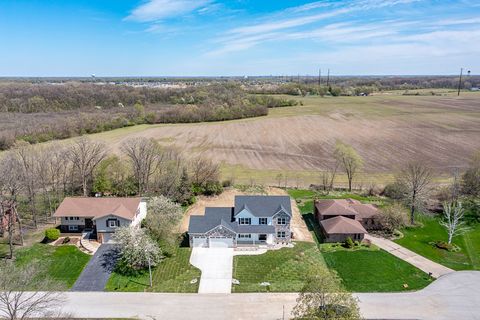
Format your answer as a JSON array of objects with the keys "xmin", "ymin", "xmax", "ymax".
[
  {"xmin": 365, "ymin": 234, "xmax": 454, "ymax": 278},
  {"xmin": 190, "ymin": 247, "xmax": 234, "ymax": 293},
  {"xmin": 71, "ymin": 244, "xmax": 118, "ymax": 292},
  {"xmin": 53, "ymin": 271, "xmax": 480, "ymax": 319}
]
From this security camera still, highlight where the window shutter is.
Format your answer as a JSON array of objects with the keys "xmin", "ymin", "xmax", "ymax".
[
  {"xmin": 106, "ymin": 220, "xmax": 109, "ymax": 227},
  {"xmin": 116, "ymin": 220, "xmax": 120, "ymax": 227}
]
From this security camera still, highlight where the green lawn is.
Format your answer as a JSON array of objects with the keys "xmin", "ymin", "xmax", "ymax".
[
  {"xmin": 106, "ymin": 247, "xmax": 200, "ymax": 292},
  {"xmin": 323, "ymin": 249, "xmax": 433, "ymax": 292},
  {"xmin": 395, "ymin": 214, "xmax": 480, "ymax": 270},
  {"xmin": 232, "ymin": 242, "xmax": 326, "ymax": 292},
  {"xmin": 15, "ymin": 243, "xmax": 91, "ymax": 289}
]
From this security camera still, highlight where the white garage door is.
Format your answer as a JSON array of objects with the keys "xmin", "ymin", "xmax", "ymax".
[
  {"xmin": 101, "ymin": 232, "xmax": 116, "ymax": 244},
  {"xmin": 192, "ymin": 237, "xmax": 208, "ymax": 247},
  {"xmin": 209, "ymin": 237, "xmax": 234, "ymax": 248}
]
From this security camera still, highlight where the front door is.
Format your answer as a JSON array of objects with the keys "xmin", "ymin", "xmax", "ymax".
[
  {"xmin": 85, "ymin": 218, "xmax": 93, "ymax": 230},
  {"xmin": 259, "ymin": 234, "xmax": 267, "ymax": 242}
]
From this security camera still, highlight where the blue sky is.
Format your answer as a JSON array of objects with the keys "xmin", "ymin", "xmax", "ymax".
[{"xmin": 1, "ymin": 0, "xmax": 479, "ymax": 76}]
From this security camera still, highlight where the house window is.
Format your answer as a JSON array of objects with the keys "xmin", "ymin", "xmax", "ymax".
[
  {"xmin": 238, "ymin": 234, "xmax": 251, "ymax": 239},
  {"xmin": 277, "ymin": 231, "xmax": 286, "ymax": 238},
  {"xmin": 259, "ymin": 234, "xmax": 267, "ymax": 241},
  {"xmin": 68, "ymin": 225, "xmax": 78, "ymax": 231},
  {"xmin": 108, "ymin": 219, "xmax": 119, "ymax": 228},
  {"xmin": 277, "ymin": 217, "xmax": 287, "ymax": 225},
  {"xmin": 238, "ymin": 218, "xmax": 251, "ymax": 225},
  {"xmin": 259, "ymin": 218, "xmax": 268, "ymax": 225}
]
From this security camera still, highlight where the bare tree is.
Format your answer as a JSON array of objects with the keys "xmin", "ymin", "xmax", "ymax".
[
  {"xmin": 0, "ymin": 199, "xmax": 23, "ymax": 258},
  {"xmin": 0, "ymin": 262, "xmax": 66, "ymax": 320},
  {"xmin": 190, "ymin": 156, "xmax": 220, "ymax": 187},
  {"xmin": 334, "ymin": 141, "xmax": 363, "ymax": 192},
  {"xmin": 122, "ymin": 137, "xmax": 161, "ymax": 195},
  {"xmin": 15, "ymin": 146, "xmax": 39, "ymax": 228},
  {"xmin": 397, "ymin": 161, "xmax": 433, "ymax": 225},
  {"xmin": 441, "ymin": 201, "xmax": 468, "ymax": 244},
  {"xmin": 320, "ymin": 160, "xmax": 340, "ymax": 192},
  {"xmin": 68, "ymin": 137, "xmax": 107, "ymax": 196},
  {"xmin": 0, "ymin": 152, "xmax": 24, "ymax": 200}
]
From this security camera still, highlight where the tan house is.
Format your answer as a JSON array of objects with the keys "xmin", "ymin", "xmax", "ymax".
[
  {"xmin": 53, "ymin": 197, "xmax": 147, "ymax": 243},
  {"xmin": 314, "ymin": 199, "xmax": 379, "ymax": 242}
]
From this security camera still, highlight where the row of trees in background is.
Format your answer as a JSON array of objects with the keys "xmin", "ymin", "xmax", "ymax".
[{"xmin": 0, "ymin": 82, "xmax": 300, "ymax": 150}]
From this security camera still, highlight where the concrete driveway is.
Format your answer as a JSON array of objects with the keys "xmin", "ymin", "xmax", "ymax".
[
  {"xmin": 190, "ymin": 247, "xmax": 234, "ymax": 293},
  {"xmin": 71, "ymin": 244, "xmax": 118, "ymax": 292},
  {"xmin": 365, "ymin": 234, "xmax": 454, "ymax": 278}
]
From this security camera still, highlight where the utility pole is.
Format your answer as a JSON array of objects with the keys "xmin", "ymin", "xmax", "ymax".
[
  {"xmin": 457, "ymin": 68, "xmax": 463, "ymax": 96},
  {"xmin": 318, "ymin": 68, "xmax": 321, "ymax": 86},
  {"xmin": 147, "ymin": 253, "xmax": 153, "ymax": 287},
  {"xmin": 326, "ymin": 69, "xmax": 330, "ymax": 87}
]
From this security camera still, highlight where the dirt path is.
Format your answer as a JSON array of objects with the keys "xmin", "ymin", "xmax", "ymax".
[{"xmin": 180, "ymin": 187, "xmax": 314, "ymax": 243}]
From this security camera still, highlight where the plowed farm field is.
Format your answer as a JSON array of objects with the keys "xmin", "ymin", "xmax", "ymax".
[{"xmin": 85, "ymin": 92, "xmax": 480, "ymax": 186}]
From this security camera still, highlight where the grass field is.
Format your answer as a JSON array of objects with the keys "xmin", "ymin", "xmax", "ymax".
[
  {"xmin": 14, "ymin": 243, "xmax": 91, "ymax": 289},
  {"xmin": 232, "ymin": 242, "xmax": 326, "ymax": 292},
  {"xmin": 106, "ymin": 247, "xmax": 201, "ymax": 293},
  {"xmin": 323, "ymin": 249, "xmax": 433, "ymax": 292},
  {"xmin": 395, "ymin": 214, "xmax": 480, "ymax": 271},
  {"xmin": 30, "ymin": 91, "xmax": 480, "ymax": 188}
]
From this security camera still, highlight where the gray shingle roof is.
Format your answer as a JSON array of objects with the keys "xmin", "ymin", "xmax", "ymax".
[
  {"xmin": 188, "ymin": 207, "xmax": 234, "ymax": 234},
  {"xmin": 234, "ymin": 195, "xmax": 292, "ymax": 217}
]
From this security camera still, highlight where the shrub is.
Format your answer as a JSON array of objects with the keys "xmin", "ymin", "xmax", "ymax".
[
  {"xmin": 62, "ymin": 236, "xmax": 71, "ymax": 244},
  {"xmin": 343, "ymin": 237, "xmax": 354, "ymax": 249},
  {"xmin": 203, "ymin": 181, "xmax": 223, "ymax": 196},
  {"xmin": 383, "ymin": 181, "xmax": 408, "ymax": 200},
  {"xmin": 45, "ymin": 228, "xmax": 60, "ymax": 242},
  {"xmin": 221, "ymin": 179, "xmax": 232, "ymax": 188}
]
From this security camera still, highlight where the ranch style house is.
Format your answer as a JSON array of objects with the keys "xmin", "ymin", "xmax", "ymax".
[
  {"xmin": 188, "ymin": 195, "xmax": 292, "ymax": 248},
  {"xmin": 53, "ymin": 197, "xmax": 147, "ymax": 243},
  {"xmin": 315, "ymin": 198, "xmax": 380, "ymax": 242}
]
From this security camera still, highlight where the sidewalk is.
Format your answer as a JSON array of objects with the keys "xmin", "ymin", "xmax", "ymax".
[{"xmin": 365, "ymin": 234, "xmax": 454, "ymax": 278}]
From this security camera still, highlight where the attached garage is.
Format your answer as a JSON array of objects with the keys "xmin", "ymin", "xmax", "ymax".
[
  {"xmin": 209, "ymin": 237, "xmax": 234, "ymax": 248},
  {"xmin": 192, "ymin": 237, "xmax": 208, "ymax": 248},
  {"xmin": 98, "ymin": 232, "xmax": 116, "ymax": 244}
]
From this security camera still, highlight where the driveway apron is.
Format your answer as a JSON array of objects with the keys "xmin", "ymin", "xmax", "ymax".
[
  {"xmin": 190, "ymin": 247, "xmax": 234, "ymax": 293},
  {"xmin": 71, "ymin": 244, "xmax": 118, "ymax": 292}
]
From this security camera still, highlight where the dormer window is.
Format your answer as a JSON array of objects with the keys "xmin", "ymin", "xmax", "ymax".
[
  {"xmin": 238, "ymin": 218, "xmax": 251, "ymax": 225},
  {"xmin": 277, "ymin": 217, "xmax": 287, "ymax": 225}
]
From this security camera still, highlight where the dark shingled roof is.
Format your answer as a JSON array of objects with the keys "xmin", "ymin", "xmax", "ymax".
[
  {"xmin": 234, "ymin": 195, "xmax": 292, "ymax": 217},
  {"xmin": 188, "ymin": 207, "xmax": 234, "ymax": 234}
]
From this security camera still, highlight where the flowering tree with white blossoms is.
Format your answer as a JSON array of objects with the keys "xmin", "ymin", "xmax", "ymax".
[{"xmin": 113, "ymin": 226, "xmax": 163, "ymax": 274}]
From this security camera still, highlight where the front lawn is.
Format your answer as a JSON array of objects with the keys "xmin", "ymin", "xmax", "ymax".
[
  {"xmin": 395, "ymin": 214, "xmax": 480, "ymax": 270},
  {"xmin": 323, "ymin": 249, "xmax": 433, "ymax": 292},
  {"xmin": 106, "ymin": 247, "xmax": 200, "ymax": 292},
  {"xmin": 15, "ymin": 243, "xmax": 91, "ymax": 289},
  {"xmin": 232, "ymin": 242, "xmax": 326, "ymax": 292}
]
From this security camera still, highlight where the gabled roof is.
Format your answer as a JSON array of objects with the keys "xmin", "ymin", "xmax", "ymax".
[
  {"xmin": 234, "ymin": 195, "xmax": 292, "ymax": 217},
  {"xmin": 53, "ymin": 197, "xmax": 141, "ymax": 220},
  {"xmin": 320, "ymin": 216, "xmax": 367, "ymax": 234},
  {"xmin": 188, "ymin": 207, "xmax": 235, "ymax": 234}
]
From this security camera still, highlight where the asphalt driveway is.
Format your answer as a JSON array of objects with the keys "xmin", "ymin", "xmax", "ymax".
[
  {"xmin": 190, "ymin": 247, "xmax": 234, "ymax": 293},
  {"xmin": 71, "ymin": 244, "xmax": 118, "ymax": 292}
]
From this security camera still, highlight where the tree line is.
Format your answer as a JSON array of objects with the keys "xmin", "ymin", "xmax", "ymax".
[{"xmin": 0, "ymin": 82, "xmax": 297, "ymax": 150}]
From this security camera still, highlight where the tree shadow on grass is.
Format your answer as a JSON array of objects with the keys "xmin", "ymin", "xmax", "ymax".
[{"xmin": 302, "ymin": 213, "xmax": 324, "ymax": 243}]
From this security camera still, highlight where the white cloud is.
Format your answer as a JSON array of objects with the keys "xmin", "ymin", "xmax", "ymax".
[{"xmin": 126, "ymin": 0, "xmax": 213, "ymax": 22}]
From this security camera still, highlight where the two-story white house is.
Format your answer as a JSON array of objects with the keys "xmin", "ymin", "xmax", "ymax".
[
  {"xmin": 53, "ymin": 197, "xmax": 147, "ymax": 243},
  {"xmin": 188, "ymin": 195, "xmax": 292, "ymax": 248}
]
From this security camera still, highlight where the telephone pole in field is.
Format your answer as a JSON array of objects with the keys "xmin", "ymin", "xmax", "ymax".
[{"xmin": 457, "ymin": 68, "xmax": 463, "ymax": 96}]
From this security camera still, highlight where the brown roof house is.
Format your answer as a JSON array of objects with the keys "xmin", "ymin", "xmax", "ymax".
[
  {"xmin": 314, "ymin": 199, "xmax": 379, "ymax": 243},
  {"xmin": 53, "ymin": 197, "xmax": 147, "ymax": 243}
]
